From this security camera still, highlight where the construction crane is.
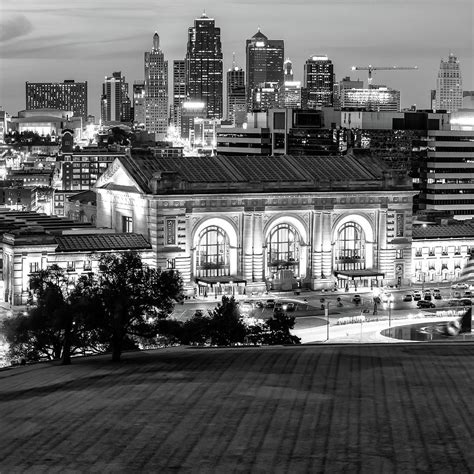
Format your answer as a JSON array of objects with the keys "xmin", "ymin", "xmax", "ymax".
[{"xmin": 351, "ymin": 65, "xmax": 418, "ymax": 86}]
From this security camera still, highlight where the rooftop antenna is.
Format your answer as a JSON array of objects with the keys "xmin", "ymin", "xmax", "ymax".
[{"xmin": 232, "ymin": 52, "xmax": 236, "ymax": 68}]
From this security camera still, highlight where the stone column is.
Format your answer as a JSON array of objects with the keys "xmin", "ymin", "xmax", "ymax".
[
  {"xmin": 312, "ymin": 212, "xmax": 322, "ymax": 279},
  {"xmin": 253, "ymin": 213, "xmax": 264, "ymax": 283},
  {"xmin": 242, "ymin": 213, "xmax": 253, "ymax": 282},
  {"xmin": 321, "ymin": 212, "xmax": 333, "ymax": 278}
]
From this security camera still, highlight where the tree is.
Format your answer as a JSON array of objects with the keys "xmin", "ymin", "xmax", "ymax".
[
  {"xmin": 91, "ymin": 252, "xmax": 183, "ymax": 361},
  {"xmin": 208, "ymin": 297, "xmax": 247, "ymax": 346},
  {"xmin": 263, "ymin": 309, "xmax": 301, "ymax": 345},
  {"xmin": 2, "ymin": 265, "xmax": 72, "ymax": 363}
]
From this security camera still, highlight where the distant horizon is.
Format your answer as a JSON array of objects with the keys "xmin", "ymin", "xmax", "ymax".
[{"xmin": 0, "ymin": 0, "xmax": 472, "ymax": 118}]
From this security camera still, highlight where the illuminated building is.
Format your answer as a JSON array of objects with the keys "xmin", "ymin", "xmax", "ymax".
[
  {"xmin": 180, "ymin": 101, "xmax": 206, "ymax": 141},
  {"xmin": 100, "ymin": 72, "xmax": 131, "ymax": 123},
  {"xmin": 283, "ymin": 59, "xmax": 293, "ymax": 82},
  {"xmin": 10, "ymin": 109, "xmax": 82, "ymax": 137},
  {"xmin": 419, "ymin": 129, "xmax": 474, "ymax": 220},
  {"xmin": 251, "ymin": 82, "xmax": 279, "ymax": 112},
  {"xmin": 333, "ymin": 76, "xmax": 363, "ymax": 109},
  {"xmin": 144, "ymin": 32, "xmax": 168, "ymax": 140},
  {"xmin": 0, "ymin": 211, "xmax": 153, "ymax": 305},
  {"xmin": 185, "ymin": 13, "xmax": 223, "ymax": 119},
  {"xmin": 340, "ymin": 86, "xmax": 400, "ymax": 112},
  {"xmin": 216, "ymin": 126, "xmax": 271, "ymax": 155},
  {"xmin": 95, "ymin": 152, "xmax": 415, "ymax": 294},
  {"xmin": 304, "ymin": 55, "xmax": 334, "ymax": 108},
  {"xmin": 226, "ymin": 67, "xmax": 246, "ymax": 126},
  {"xmin": 172, "ymin": 60, "xmax": 186, "ymax": 133},
  {"xmin": 246, "ymin": 30, "xmax": 284, "ymax": 111},
  {"xmin": 279, "ymin": 81, "xmax": 302, "ymax": 109},
  {"xmin": 25, "ymin": 80, "xmax": 88, "ymax": 123},
  {"xmin": 132, "ymin": 81, "xmax": 146, "ymax": 128},
  {"xmin": 435, "ymin": 53, "xmax": 463, "ymax": 113}
]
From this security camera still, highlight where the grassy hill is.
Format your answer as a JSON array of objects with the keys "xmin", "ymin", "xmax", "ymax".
[{"xmin": 1, "ymin": 344, "xmax": 473, "ymax": 472}]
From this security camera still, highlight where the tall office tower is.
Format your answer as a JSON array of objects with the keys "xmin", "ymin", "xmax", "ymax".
[
  {"xmin": 26, "ymin": 80, "xmax": 88, "ymax": 123},
  {"xmin": 304, "ymin": 55, "xmax": 334, "ymax": 109},
  {"xmin": 185, "ymin": 13, "xmax": 223, "ymax": 119},
  {"xmin": 283, "ymin": 59, "xmax": 293, "ymax": 82},
  {"xmin": 144, "ymin": 32, "xmax": 169, "ymax": 140},
  {"xmin": 226, "ymin": 66, "xmax": 246, "ymax": 125},
  {"xmin": 333, "ymin": 76, "xmax": 364, "ymax": 109},
  {"xmin": 172, "ymin": 60, "xmax": 186, "ymax": 132},
  {"xmin": 435, "ymin": 53, "xmax": 463, "ymax": 113},
  {"xmin": 132, "ymin": 81, "xmax": 146, "ymax": 127},
  {"xmin": 100, "ymin": 72, "xmax": 130, "ymax": 123},
  {"xmin": 246, "ymin": 30, "xmax": 284, "ymax": 111}
]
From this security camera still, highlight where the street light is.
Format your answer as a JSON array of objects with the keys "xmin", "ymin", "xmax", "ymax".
[{"xmin": 388, "ymin": 295, "xmax": 394, "ymax": 327}]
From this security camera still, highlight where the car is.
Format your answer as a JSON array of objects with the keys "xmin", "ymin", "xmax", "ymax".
[
  {"xmin": 424, "ymin": 293, "xmax": 432, "ymax": 301},
  {"xmin": 255, "ymin": 300, "xmax": 264, "ymax": 308},
  {"xmin": 265, "ymin": 299, "xmax": 275, "ymax": 308},
  {"xmin": 352, "ymin": 294, "xmax": 362, "ymax": 304},
  {"xmin": 413, "ymin": 292, "xmax": 422, "ymax": 301},
  {"xmin": 459, "ymin": 298, "xmax": 472, "ymax": 306},
  {"xmin": 463, "ymin": 291, "xmax": 472, "ymax": 298},
  {"xmin": 285, "ymin": 302, "xmax": 296, "ymax": 311},
  {"xmin": 451, "ymin": 283, "xmax": 469, "ymax": 290},
  {"xmin": 433, "ymin": 289, "xmax": 442, "ymax": 300},
  {"xmin": 417, "ymin": 300, "xmax": 436, "ymax": 308},
  {"xmin": 402, "ymin": 294, "xmax": 413, "ymax": 302}
]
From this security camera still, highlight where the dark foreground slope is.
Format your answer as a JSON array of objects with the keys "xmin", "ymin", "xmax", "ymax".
[{"xmin": 0, "ymin": 344, "xmax": 473, "ymax": 473}]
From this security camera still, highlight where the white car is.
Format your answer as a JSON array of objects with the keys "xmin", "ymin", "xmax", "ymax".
[{"xmin": 451, "ymin": 283, "xmax": 469, "ymax": 290}]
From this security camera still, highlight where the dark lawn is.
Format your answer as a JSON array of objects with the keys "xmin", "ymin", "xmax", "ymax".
[{"xmin": 0, "ymin": 344, "xmax": 473, "ymax": 473}]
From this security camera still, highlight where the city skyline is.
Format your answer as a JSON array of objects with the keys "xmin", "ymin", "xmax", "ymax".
[{"xmin": 0, "ymin": 0, "xmax": 473, "ymax": 118}]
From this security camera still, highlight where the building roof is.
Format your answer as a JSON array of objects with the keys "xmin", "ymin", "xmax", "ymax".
[
  {"xmin": 413, "ymin": 224, "xmax": 474, "ymax": 240},
  {"xmin": 54, "ymin": 233, "xmax": 152, "ymax": 252},
  {"xmin": 114, "ymin": 152, "xmax": 408, "ymax": 195},
  {"xmin": 67, "ymin": 190, "xmax": 96, "ymax": 205}
]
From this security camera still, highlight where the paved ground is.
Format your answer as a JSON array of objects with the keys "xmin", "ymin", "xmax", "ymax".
[{"xmin": 1, "ymin": 344, "xmax": 473, "ymax": 473}]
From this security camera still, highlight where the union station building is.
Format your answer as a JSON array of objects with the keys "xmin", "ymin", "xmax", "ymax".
[{"xmin": 95, "ymin": 152, "xmax": 416, "ymax": 296}]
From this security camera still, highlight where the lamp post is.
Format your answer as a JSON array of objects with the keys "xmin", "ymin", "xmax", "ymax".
[
  {"xmin": 321, "ymin": 298, "xmax": 330, "ymax": 341},
  {"xmin": 388, "ymin": 295, "xmax": 394, "ymax": 327}
]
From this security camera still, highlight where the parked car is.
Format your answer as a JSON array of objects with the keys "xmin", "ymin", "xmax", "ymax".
[
  {"xmin": 285, "ymin": 302, "xmax": 296, "ymax": 311},
  {"xmin": 424, "ymin": 293, "xmax": 432, "ymax": 301},
  {"xmin": 352, "ymin": 294, "xmax": 362, "ymax": 304},
  {"xmin": 463, "ymin": 291, "xmax": 472, "ymax": 298},
  {"xmin": 265, "ymin": 299, "xmax": 275, "ymax": 308},
  {"xmin": 413, "ymin": 292, "xmax": 422, "ymax": 301},
  {"xmin": 402, "ymin": 294, "xmax": 413, "ymax": 302},
  {"xmin": 459, "ymin": 298, "xmax": 472, "ymax": 306},
  {"xmin": 433, "ymin": 289, "xmax": 442, "ymax": 300},
  {"xmin": 452, "ymin": 283, "xmax": 469, "ymax": 290},
  {"xmin": 417, "ymin": 300, "xmax": 436, "ymax": 308}
]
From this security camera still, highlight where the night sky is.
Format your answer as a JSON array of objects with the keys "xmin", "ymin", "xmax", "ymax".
[{"xmin": 0, "ymin": 0, "xmax": 472, "ymax": 118}]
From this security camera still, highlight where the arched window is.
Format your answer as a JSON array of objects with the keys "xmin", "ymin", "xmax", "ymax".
[
  {"xmin": 196, "ymin": 226, "xmax": 230, "ymax": 277},
  {"xmin": 267, "ymin": 224, "xmax": 300, "ymax": 275},
  {"xmin": 335, "ymin": 222, "xmax": 366, "ymax": 271}
]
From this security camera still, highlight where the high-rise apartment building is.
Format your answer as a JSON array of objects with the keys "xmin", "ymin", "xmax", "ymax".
[
  {"xmin": 25, "ymin": 80, "xmax": 88, "ymax": 123},
  {"xmin": 185, "ymin": 13, "xmax": 223, "ymax": 119},
  {"xmin": 172, "ymin": 60, "xmax": 186, "ymax": 131},
  {"xmin": 226, "ymin": 67, "xmax": 246, "ymax": 125},
  {"xmin": 246, "ymin": 30, "xmax": 284, "ymax": 111},
  {"xmin": 100, "ymin": 72, "xmax": 130, "ymax": 123},
  {"xmin": 304, "ymin": 55, "xmax": 334, "ymax": 109},
  {"xmin": 132, "ymin": 81, "xmax": 146, "ymax": 127},
  {"xmin": 144, "ymin": 32, "xmax": 169, "ymax": 140},
  {"xmin": 435, "ymin": 53, "xmax": 463, "ymax": 113}
]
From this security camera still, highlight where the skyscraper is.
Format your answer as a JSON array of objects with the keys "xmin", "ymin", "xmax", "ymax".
[
  {"xmin": 246, "ymin": 30, "xmax": 284, "ymax": 111},
  {"xmin": 226, "ymin": 66, "xmax": 246, "ymax": 125},
  {"xmin": 435, "ymin": 53, "xmax": 463, "ymax": 113},
  {"xmin": 132, "ymin": 81, "xmax": 146, "ymax": 127},
  {"xmin": 100, "ymin": 72, "xmax": 130, "ymax": 123},
  {"xmin": 185, "ymin": 13, "xmax": 223, "ymax": 119},
  {"xmin": 26, "ymin": 80, "xmax": 88, "ymax": 123},
  {"xmin": 304, "ymin": 55, "xmax": 334, "ymax": 109},
  {"xmin": 283, "ymin": 58, "xmax": 294, "ymax": 82},
  {"xmin": 145, "ymin": 32, "xmax": 169, "ymax": 140},
  {"xmin": 172, "ymin": 60, "xmax": 186, "ymax": 132}
]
